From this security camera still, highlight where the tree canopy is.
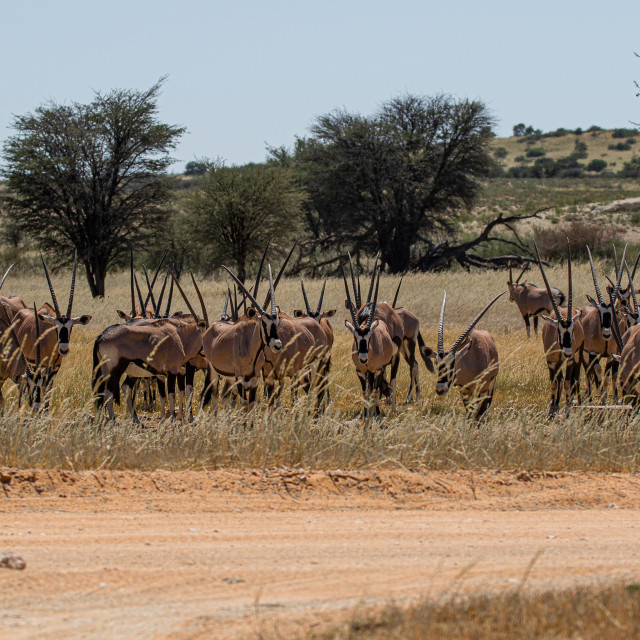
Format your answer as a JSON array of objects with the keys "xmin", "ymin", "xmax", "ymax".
[
  {"xmin": 283, "ymin": 93, "xmax": 498, "ymax": 273},
  {"xmin": 181, "ymin": 161, "xmax": 304, "ymax": 282},
  {"xmin": 1, "ymin": 78, "xmax": 185, "ymax": 297}
]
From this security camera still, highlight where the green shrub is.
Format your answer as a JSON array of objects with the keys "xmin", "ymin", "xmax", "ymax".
[
  {"xmin": 586, "ymin": 159, "xmax": 608, "ymax": 172},
  {"xmin": 526, "ymin": 147, "xmax": 546, "ymax": 158},
  {"xmin": 620, "ymin": 156, "xmax": 640, "ymax": 178},
  {"xmin": 534, "ymin": 221, "xmax": 622, "ymax": 261},
  {"xmin": 612, "ymin": 128, "xmax": 639, "ymax": 138},
  {"xmin": 493, "ymin": 146, "xmax": 508, "ymax": 159},
  {"xmin": 608, "ymin": 142, "xmax": 632, "ymax": 151}
]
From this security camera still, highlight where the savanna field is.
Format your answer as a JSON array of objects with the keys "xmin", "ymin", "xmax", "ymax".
[{"xmin": 3, "ymin": 262, "xmax": 640, "ymax": 473}]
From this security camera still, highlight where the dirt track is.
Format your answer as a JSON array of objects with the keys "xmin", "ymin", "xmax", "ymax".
[{"xmin": 2, "ymin": 468, "xmax": 640, "ymax": 639}]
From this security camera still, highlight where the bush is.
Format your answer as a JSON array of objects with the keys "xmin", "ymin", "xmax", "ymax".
[
  {"xmin": 620, "ymin": 156, "xmax": 640, "ymax": 178},
  {"xmin": 534, "ymin": 221, "xmax": 622, "ymax": 261},
  {"xmin": 612, "ymin": 128, "xmax": 639, "ymax": 138},
  {"xmin": 184, "ymin": 161, "xmax": 206, "ymax": 176},
  {"xmin": 531, "ymin": 158, "xmax": 558, "ymax": 178},
  {"xmin": 587, "ymin": 125, "xmax": 602, "ymax": 132},
  {"xmin": 586, "ymin": 159, "xmax": 608, "ymax": 172},
  {"xmin": 526, "ymin": 147, "xmax": 546, "ymax": 158},
  {"xmin": 627, "ymin": 138, "xmax": 637, "ymax": 145},
  {"xmin": 493, "ymin": 146, "xmax": 508, "ymax": 159},
  {"xmin": 547, "ymin": 127, "xmax": 570, "ymax": 137},
  {"xmin": 608, "ymin": 142, "xmax": 632, "ymax": 151},
  {"xmin": 572, "ymin": 139, "xmax": 588, "ymax": 159}
]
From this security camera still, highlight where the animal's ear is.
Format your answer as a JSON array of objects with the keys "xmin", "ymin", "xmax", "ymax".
[
  {"xmin": 573, "ymin": 309, "xmax": 582, "ymax": 320},
  {"xmin": 345, "ymin": 320, "xmax": 355, "ymax": 333},
  {"xmin": 455, "ymin": 341, "xmax": 472, "ymax": 359},
  {"xmin": 171, "ymin": 310, "xmax": 184, "ymax": 317},
  {"xmin": 73, "ymin": 315, "xmax": 92, "ymax": 325},
  {"xmin": 370, "ymin": 319, "xmax": 379, "ymax": 331},
  {"xmin": 293, "ymin": 309, "xmax": 304, "ymax": 318},
  {"xmin": 246, "ymin": 308, "xmax": 257, "ymax": 318},
  {"xmin": 542, "ymin": 315, "xmax": 558, "ymax": 326},
  {"xmin": 197, "ymin": 320, "xmax": 207, "ymax": 331},
  {"xmin": 116, "ymin": 310, "xmax": 131, "ymax": 321},
  {"xmin": 344, "ymin": 299, "xmax": 351, "ymax": 310},
  {"xmin": 41, "ymin": 314, "xmax": 55, "ymax": 322},
  {"xmin": 586, "ymin": 295, "xmax": 597, "ymax": 306},
  {"xmin": 323, "ymin": 309, "xmax": 336, "ymax": 317},
  {"xmin": 612, "ymin": 353, "xmax": 622, "ymax": 363}
]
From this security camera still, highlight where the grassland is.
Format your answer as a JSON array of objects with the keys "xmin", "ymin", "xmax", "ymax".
[
  {"xmin": 493, "ymin": 128, "xmax": 639, "ymax": 173},
  {"xmin": 2, "ymin": 264, "xmax": 640, "ymax": 472}
]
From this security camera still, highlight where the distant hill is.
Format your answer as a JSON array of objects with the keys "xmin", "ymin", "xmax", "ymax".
[{"xmin": 492, "ymin": 127, "xmax": 639, "ymax": 176}]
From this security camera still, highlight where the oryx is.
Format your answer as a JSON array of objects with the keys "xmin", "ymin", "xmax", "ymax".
[{"xmin": 421, "ymin": 290, "xmax": 504, "ymax": 420}]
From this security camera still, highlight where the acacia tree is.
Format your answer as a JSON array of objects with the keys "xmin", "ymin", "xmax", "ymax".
[
  {"xmin": 1, "ymin": 78, "xmax": 185, "ymax": 297},
  {"xmin": 288, "ymin": 93, "xmax": 499, "ymax": 273},
  {"xmin": 182, "ymin": 161, "xmax": 304, "ymax": 282}
]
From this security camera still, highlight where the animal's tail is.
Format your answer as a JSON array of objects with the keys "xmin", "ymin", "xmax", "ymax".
[
  {"xmin": 417, "ymin": 332, "xmax": 435, "ymax": 373},
  {"xmin": 92, "ymin": 338, "xmax": 105, "ymax": 412}
]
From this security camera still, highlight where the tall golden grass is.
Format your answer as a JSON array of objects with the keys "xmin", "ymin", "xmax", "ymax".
[
  {"xmin": 303, "ymin": 582, "xmax": 640, "ymax": 640},
  {"xmin": 1, "ymin": 262, "xmax": 638, "ymax": 471}
]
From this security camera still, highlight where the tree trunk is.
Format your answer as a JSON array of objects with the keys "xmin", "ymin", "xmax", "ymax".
[{"xmin": 84, "ymin": 259, "xmax": 107, "ymax": 298}]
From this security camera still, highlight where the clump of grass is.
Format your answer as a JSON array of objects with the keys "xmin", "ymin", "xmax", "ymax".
[{"xmin": 305, "ymin": 582, "xmax": 640, "ymax": 640}]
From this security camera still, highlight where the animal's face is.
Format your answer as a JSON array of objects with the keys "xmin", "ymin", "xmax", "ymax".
[
  {"xmin": 507, "ymin": 282, "xmax": 524, "ymax": 302},
  {"xmin": 587, "ymin": 296, "xmax": 614, "ymax": 339},
  {"xmin": 260, "ymin": 310, "xmax": 282, "ymax": 351},
  {"xmin": 24, "ymin": 371, "xmax": 45, "ymax": 411},
  {"xmin": 543, "ymin": 311, "xmax": 582, "ymax": 359},
  {"xmin": 53, "ymin": 315, "xmax": 92, "ymax": 354},
  {"xmin": 345, "ymin": 319, "xmax": 379, "ymax": 364},
  {"xmin": 435, "ymin": 351, "xmax": 456, "ymax": 395}
]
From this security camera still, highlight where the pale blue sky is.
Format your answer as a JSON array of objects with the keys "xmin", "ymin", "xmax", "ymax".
[{"xmin": 1, "ymin": 0, "xmax": 638, "ymax": 171}]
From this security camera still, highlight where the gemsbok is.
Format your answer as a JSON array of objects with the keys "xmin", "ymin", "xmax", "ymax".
[
  {"xmin": 421, "ymin": 290, "xmax": 504, "ymax": 420},
  {"xmin": 580, "ymin": 245, "xmax": 626, "ymax": 402},
  {"xmin": 507, "ymin": 262, "xmax": 565, "ymax": 338},
  {"xmin": 344, "ymin": 266, "xmax": 399, "ymax": 417},
  {"xmin": 535, "ymin": 240, "xmax": 584, "ymax": 417}
]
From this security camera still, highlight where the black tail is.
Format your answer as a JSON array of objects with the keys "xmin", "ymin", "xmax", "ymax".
[
  {"xmin": 417, "ymin": 332, "xmax": 435, "ymax": 373},
  {"xmin": 92, "ymin": 339, "xmax": 105, "ymax": 412}
]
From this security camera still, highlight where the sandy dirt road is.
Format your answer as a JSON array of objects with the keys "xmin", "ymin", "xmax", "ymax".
[{"xmin": 2, "ymin": 468, "xmax": 640, "ymax": 639}]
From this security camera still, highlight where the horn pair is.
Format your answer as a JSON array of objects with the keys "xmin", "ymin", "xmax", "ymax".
[
  {"xmin": 534, "ymin": 239, "xmax": 572, "ymax": 322},
  {"xmin": 437, "ymin": 290, "xmax": 506, "ymax": 356},
  {"xmin": 301, "ymin": 279, "xmax": 327, "ymax": 316},
  {"xmin": 167, "ymin": 269, "xmax": 209, "ymax": 326},
  {"xmin": 222, "ymin": 264, "xmax": 277, "ymax": 318},
  {"xmin": 508, "ymin": 262, "xmax": 527, "ymax": 285},
  {"xmin": 343, "ymin": 254, "xmax": 380, "ymax": 329},
  {"xmin": 41, "ymin": 250, "xmax": 77, "ymax": 318}
]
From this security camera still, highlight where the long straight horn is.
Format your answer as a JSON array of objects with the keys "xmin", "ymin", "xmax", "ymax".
[
  {"xmin": 143, "ymin": 265, "xmax": 158, "ymax": 316},
  {"xmin": 301, "ymin": 279, "xmax": 312, "ymax": 315},
  {"xmin": 233, "ymin": 284, "xmax": 239, "ymax": 321},
  {"xmin": 437, "ymin": 291, "xmax": 446, "ymax": 355},
  {"xmin": 392, "ymin": 274, "xmax": 404, "ymax": 308},
  {"xmin": 515, "ymin": 265, "xmax": 527, "ymax": 283},
  {"xmin": 143, "ymin": 249, "xmax": 168, "ymax": 310},
  {"xmin": 566, "ymin": 238, "xmax": 573, "ymax": 319},
  {"xmin": 347, "ymin": 253, "xmax": 361, "ymax": 308},
  {"xmin": 624, "ymin": 261, "xmax": 639, "ymax": 314},
  {"xmin": 253, "ymin": 241, "xmax": 270, "ymax": 299},
  {"xmin": 533, "ymin": 242, "xmax": 562, "ymax": 320},
  {"xmin": 263, "ymin": 242, "xmax": 297, "ymax": 309},
  {"xmin": 0, "ymin": 264, "xmax": 15, "ymax": 294},
  {"xmin": 268, "ymin": 264, "xmax": 277, "ymax": 317},
  {"xmin": 167, "ymin": 268, "xmax": 200, "ymax": 322},
  {"xmin": 366, "ymin": 269, "xmax": 380, "ymax": 330},
  {"xmin": 316, "ymin": 278, "xmax": 327, "ymax": 315},
  {"xmin": 366, "ymin": 253, "xmax": 380, "ymax": 305},
  {"xmin": 586, "ymin": 246, "xmax": 604, "ymax": 304},
  {"xmin": 508, "ymin": 262, "xmax": 513, "ymax": 284},
  {"xmin": 632, "ymin": 252, "xmax": 640, "ymax": 281},
  {"xmin": 33, "ymin": 302, "xmax": 41, "ymax": 368},
  {"xmin": 40, "ymin": 252, "xmax": 61, "ymax": 318},
  {"xmin": 612, "ymin": 244, "xmax": 628, "ymax": 306},
  {"xmin": 342, "ymin": 267, "xmax": 359, "ymax": 326},
  {"xmin": 613, "ymin": 244, "xmax": 620, "ymax": 280},
  {"xmin": 190, "ymin": 272, "xmax": 209, "ymax": 326},
  {"xmin": 155, "ymin": 274, "xmax": 169, "ymax": 319},
  {"xmin": 130, "ymin": 248, "xmax": 135, "ymax": 317},
  {"xmin": 164, "ymin": 273, "xmax": 174, "ymax": 317},
  {"xmin": 133, "ymin": 273, "xmax": 147, "ymax": 317},
  {"xmin": 222, "ymin": 266, "xmax": 267, "ymax": 316},
  {"xmin": 449, "ymin": 291, "xmax": 507, "ymax": 354},
  {"xmin": 222, "ymin": 288, "xmax": 230, "ymax": 320},
  {"xmin": 66, "ymin": 250, "xmax": 78, "ymax": 318}
]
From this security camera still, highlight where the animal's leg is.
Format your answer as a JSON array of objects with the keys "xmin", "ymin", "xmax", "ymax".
[
  {"xmin": 533, "ymin": 316, "xmax": 539, "ymax": 336},
  {"xmin": 388, "ymin": 354, "xmax": 401, "ymax": 413},
  {"xmin": 548, "ymin": 362, "xmax": 562, "ymax": 417},
  {"xmin": 167, "ymin": 373, "xmax": 177, "ymax": 421},
  {"xmin": 176, "ymin": 373, "xmax": 186, "ymax": 421},
  {"xmin": 122, "ymin": 377, "xmax": 141, "ymax": 424},
  {"xmin": 156, "ymin": 377, "xmax": 167, "ymax": 420},
  {"xmin": 524, "ymin": 315, "xmax": 531, "ymax": 339}
]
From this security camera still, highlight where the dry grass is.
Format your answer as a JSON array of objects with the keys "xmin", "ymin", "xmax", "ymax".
[
  {"xmin": 1, "ymin": 263, "xmax": 640, "ymax": 472},
  {"xmin": 304, "ymin": 582, "xmax": 640, "ymax": 640}
]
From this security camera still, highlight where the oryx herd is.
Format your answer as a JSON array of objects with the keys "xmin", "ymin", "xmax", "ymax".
[{"xmin": 2, "ymin": 240, "xmax": 640, "ymax": 422}]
